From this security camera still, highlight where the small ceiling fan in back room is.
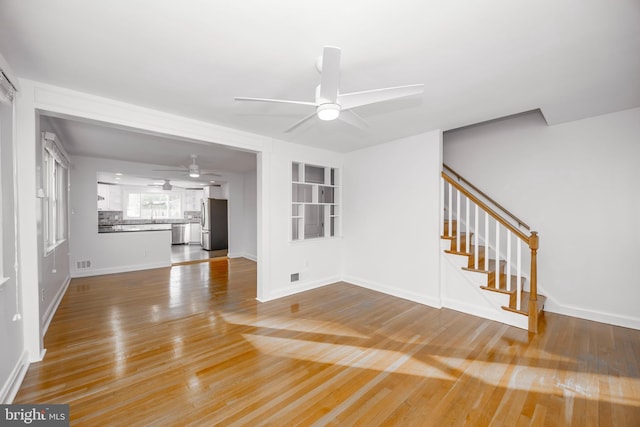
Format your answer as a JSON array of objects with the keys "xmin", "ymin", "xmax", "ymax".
[
  {"xmin": 153, "ymin": 154, "xmax": 222, "ymax": 179},
  {"xmin": 235, "ymin": 46, "xmax": 424, "ymax": 132},
  {"xmin": 148, "ymin": 179, "xmax": 174, "ymax": 191}
]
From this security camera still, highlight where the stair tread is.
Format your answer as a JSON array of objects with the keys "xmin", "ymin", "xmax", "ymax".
[
  {"xmin": 480, "ymin": 285, "xmax": 513, "ymax": 295},
  {"xmin": 441, "ymin": 232, "xmax": 472, "ymax": 240},
  {"xmin": 462, "ymin": 259, "xmax": 506, "ymax": 274},
  {"xmin": 502, "ymin": 292, "xmax": 546, "ymax": 316}
]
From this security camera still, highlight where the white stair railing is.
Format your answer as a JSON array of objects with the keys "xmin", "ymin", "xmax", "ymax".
[{"xmin": 441, "ymin": 166, "xmax": 538, "ymax": 323}]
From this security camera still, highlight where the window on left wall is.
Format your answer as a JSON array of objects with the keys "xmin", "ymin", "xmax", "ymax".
[{"xmin": 42, "ymin": 132, "xmax": 69, "ymax": 254}]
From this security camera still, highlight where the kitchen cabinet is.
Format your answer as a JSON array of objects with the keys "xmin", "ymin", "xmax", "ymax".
[
  {"xmin": 185, "ymin": 189, "xmax": 204, "ymax": 212},
  {"xmin": 97, "ymin": 183, "xmax": 122, "ymax": 211},
  {"xmin": 189, "ymin": 223, "xmax": 201, "ymax": 244}
]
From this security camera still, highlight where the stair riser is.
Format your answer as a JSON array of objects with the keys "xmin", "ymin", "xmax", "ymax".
[{"xmin": 488, "ymin": 274, "xmax": 525, "ymax": 290}]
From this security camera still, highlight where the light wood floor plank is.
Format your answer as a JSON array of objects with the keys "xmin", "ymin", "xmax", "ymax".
[{"xmin": 13, "ymin": 258, "xmax": 640, "ymax": 426}]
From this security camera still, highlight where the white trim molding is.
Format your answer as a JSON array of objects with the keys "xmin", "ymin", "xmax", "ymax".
[
  {"xmin": 343, "ymin": 275, "xmax": 443, "ymax": 309},
  {"xmin": 71, "ymin": 261, "xmax": 171, "ymax": 278},
  {"xmin": 257, "ymin": 276, "xmax": 341, "ymax": 302},
  {"xmin": 541, "ymin": 290, "xmax": 640, "ymax": 331},
  {"xmin": 0, "ymin": 351, "xmax": 29, "ymax": 404},
  {"xmin": 42, "ymin": 276, "xmax": 71, "ymax": 336}
]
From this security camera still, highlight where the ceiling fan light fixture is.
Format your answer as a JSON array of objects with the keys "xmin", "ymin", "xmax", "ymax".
[
  {"xmin": 317, "ymin": 103, "xmax": 341, "ymax": 121},
  {"xmin": 189, "ymin": 164, "xmax": 200, "ymax": 178}
]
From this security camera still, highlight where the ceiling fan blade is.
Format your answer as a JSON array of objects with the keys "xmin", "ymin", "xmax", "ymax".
[
  {"xmin": 319, "ymin": 46, "xmax": 341, "ymax": 103},
  {"xmin": 152, "ymin": 168, "xmax": 187, "ymax": 172},
  {"xmin": 284, "ymin": 111, "xmax": 318, "ymax": 133},
  {"xmin": 339, "ymin": 109, "xmax": 369, "ymax": 130},
  {"xmin": 201, "ymin": 172, "xmax": 222, "ymax": 177},
  {"xmin": 338, "ymin": 84, "xmax": 424, "ymax": 110},
  {"xmin": 234, "ymin": 97, "xmax": 317, "ymax": 107}
]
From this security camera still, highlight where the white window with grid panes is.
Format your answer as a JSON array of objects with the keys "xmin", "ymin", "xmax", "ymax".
[{"xmin": 41, "ymin": 132, "xmax": 69, "ymax": 254}]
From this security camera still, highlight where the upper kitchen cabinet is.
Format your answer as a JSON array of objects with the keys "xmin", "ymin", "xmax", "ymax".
[
  {"xmin": 97, "ymin": 183, "xmax": 122, "ymax": 211},
  {"xmin": 185, "ymin": 189, "xmax": 204, "ymax": 211}
]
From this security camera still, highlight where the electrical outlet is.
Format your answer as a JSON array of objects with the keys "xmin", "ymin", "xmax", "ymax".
[
  {"xmin": 291, "ymin": 273, "xmax": 300, "ymax": 282},
  {"xmin": 41, "ymin": 288, "xmax": 45, "ymax": 302}
]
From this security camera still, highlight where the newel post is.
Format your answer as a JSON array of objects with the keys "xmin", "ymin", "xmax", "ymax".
[{"xmin": 528, "ymin": 231, "xmax": 539, "ymax": 333}]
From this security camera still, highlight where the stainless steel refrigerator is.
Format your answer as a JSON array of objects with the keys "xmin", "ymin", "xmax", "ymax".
[{"xmin": 200, "ymin": 198, "xmax": 228, "ymax": 251}]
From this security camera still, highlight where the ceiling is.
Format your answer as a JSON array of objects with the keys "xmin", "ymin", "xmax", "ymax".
[
  {"xmin": 40, "ymin": 114, "xmax": 256, "ymax": 186},
  {"xmin": 1, "ymin": 1, "xmax": 639, "ymax": 153}
]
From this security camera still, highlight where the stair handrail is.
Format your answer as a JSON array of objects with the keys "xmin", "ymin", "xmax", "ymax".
[
  {"xmin": 443, "ymin": 163, "xmax": 530, "ymax": 231},
  {"xmin": 441, "ymin": 168, "xmax": 541, "ymax": 333},
  {"xmin": 441, "ymin": 172, "xmax": 530, "ymax": 243}
]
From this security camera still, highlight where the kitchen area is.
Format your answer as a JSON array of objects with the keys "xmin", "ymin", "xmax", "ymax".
[{"xmin": 97, "ymin": 177, "xmax": 228, "ymax": 264}]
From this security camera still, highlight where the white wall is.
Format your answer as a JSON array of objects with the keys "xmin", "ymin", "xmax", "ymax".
[
  {"xmin": 70, "ymin": 155, "xmax": 190, "ymax": 277},
  {"xmin": 343, "ymin": 130, "xmax": 443, "ymax": 307},
  {"xmin": 242, "ymin": 168, "xmax": 257, "ymax": 260},
  {"xmin": 14, "ymin": 79, "xmax": 43, "ymax": 361},
  {"xmin": 258, "ymin": 140, "xmax": 344, "ymax": 301},
  {"xmin": 0, "ymin": 89, "xmax": 28, "ymax": 403},
  {"xmin": 444, "ymin": 107, "xmax": 640, "ymax": 329},
  {"xmin": 225, "ymin": 172, "xmax": 246, "ymax": 259}
]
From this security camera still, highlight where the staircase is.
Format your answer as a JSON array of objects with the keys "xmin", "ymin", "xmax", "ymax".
[{"xmin": 440, "ymin": 165, "xmax": 545, "ymax": 333}]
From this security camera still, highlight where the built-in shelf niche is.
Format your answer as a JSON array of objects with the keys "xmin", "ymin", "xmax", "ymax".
[{"xmin": 291, "ymin": 162, "xmax": 340, "ymax": 241}]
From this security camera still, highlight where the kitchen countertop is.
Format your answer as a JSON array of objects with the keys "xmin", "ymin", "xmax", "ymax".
[{"xmin": 99, "ymin": 224, "xmax": 173, "ymax": 233}]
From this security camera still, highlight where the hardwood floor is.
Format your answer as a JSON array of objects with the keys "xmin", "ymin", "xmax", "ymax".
[
  {"xmin": 15, "ymin": 258, "xmax": 640, "ymax": 426},
  {"xmin": 170, "ymin": 243, "xmax": 227, "ymax": 264}
]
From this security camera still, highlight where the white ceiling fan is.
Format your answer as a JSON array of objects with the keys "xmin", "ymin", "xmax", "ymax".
[
  {"xmin": 153, "ymin": 154, "xmax": 222, "ymax": 178},
  {"xmin": 235, "ymin": 46, "xmax": 424, "ymax": 132}
]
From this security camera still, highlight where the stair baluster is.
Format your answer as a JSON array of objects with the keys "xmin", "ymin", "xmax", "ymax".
[
  {"xmin": 465, "ymin": 197, "xmax": 470, "ymax": 253},
  {"xmin": 474, "ymin": 204, "xmax": 479, "ymax": 269},
  {"xmin": 456, "ymin": 189, "xmax": 461, "ymax": 251},
  {"xmin": 441, "ymin": 165, "xmax": 543, "ymax": 333},
  {"xmin": 517, "ymin": 240, "xmax": 522, "ymax": 310},
  {"xmin": 506, "ymin": 230, "xmax": 512, "ymax": 292}
]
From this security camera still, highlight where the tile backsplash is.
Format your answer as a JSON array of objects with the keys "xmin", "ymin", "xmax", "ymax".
[
  {"xmin": 98, "ymin": 211, "xmax": 122, "ymax": 225},
  {"xmin": 98, "ymin": 210, "xmax": 202, "ymax": 225},
  {"xmin": 184, "ymin": 211, "xmax": 201, "ymax": 223}
]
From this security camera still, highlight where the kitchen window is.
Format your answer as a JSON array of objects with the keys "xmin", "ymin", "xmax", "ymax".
[
  {"xmin": 42, "ymin": 132, "xmax": 69, "ymax": 254},
  {"xmin": 123, "ymin": 189, "xmax": 182, "ymax": 219}
]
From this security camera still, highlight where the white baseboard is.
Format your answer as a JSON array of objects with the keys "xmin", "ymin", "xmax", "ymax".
[
  {"xmin": 42, "ymin": 275, "xmax": 71, "ymax": 336},
  {"xmin": 228, "ymin": 252, "xmax": 257, "ymax": 261},
  {"xmin": 442, "ymin": 297, "xmax": 528, "ymax": 330},
  {"xmin": 0, "ymin": 351, "xmax": 29, "ymax": 404},
  {"xmin": 70, "ymin": 261, "xmax": 171, "ymax": 278},
  {"xmin": 543, "ymin": 295, "xmax": 640, "ymax": 330},
  {"xmin": 342, "ymin": 275, "xmax": 442, "ymax": 309},
  {"xmin": 243, "ymin": 253, "xmax": 257, "ymax": 262},
  {"xmin": 257, "ymin": 275, "xmax": 341, "ymax": 302}
]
